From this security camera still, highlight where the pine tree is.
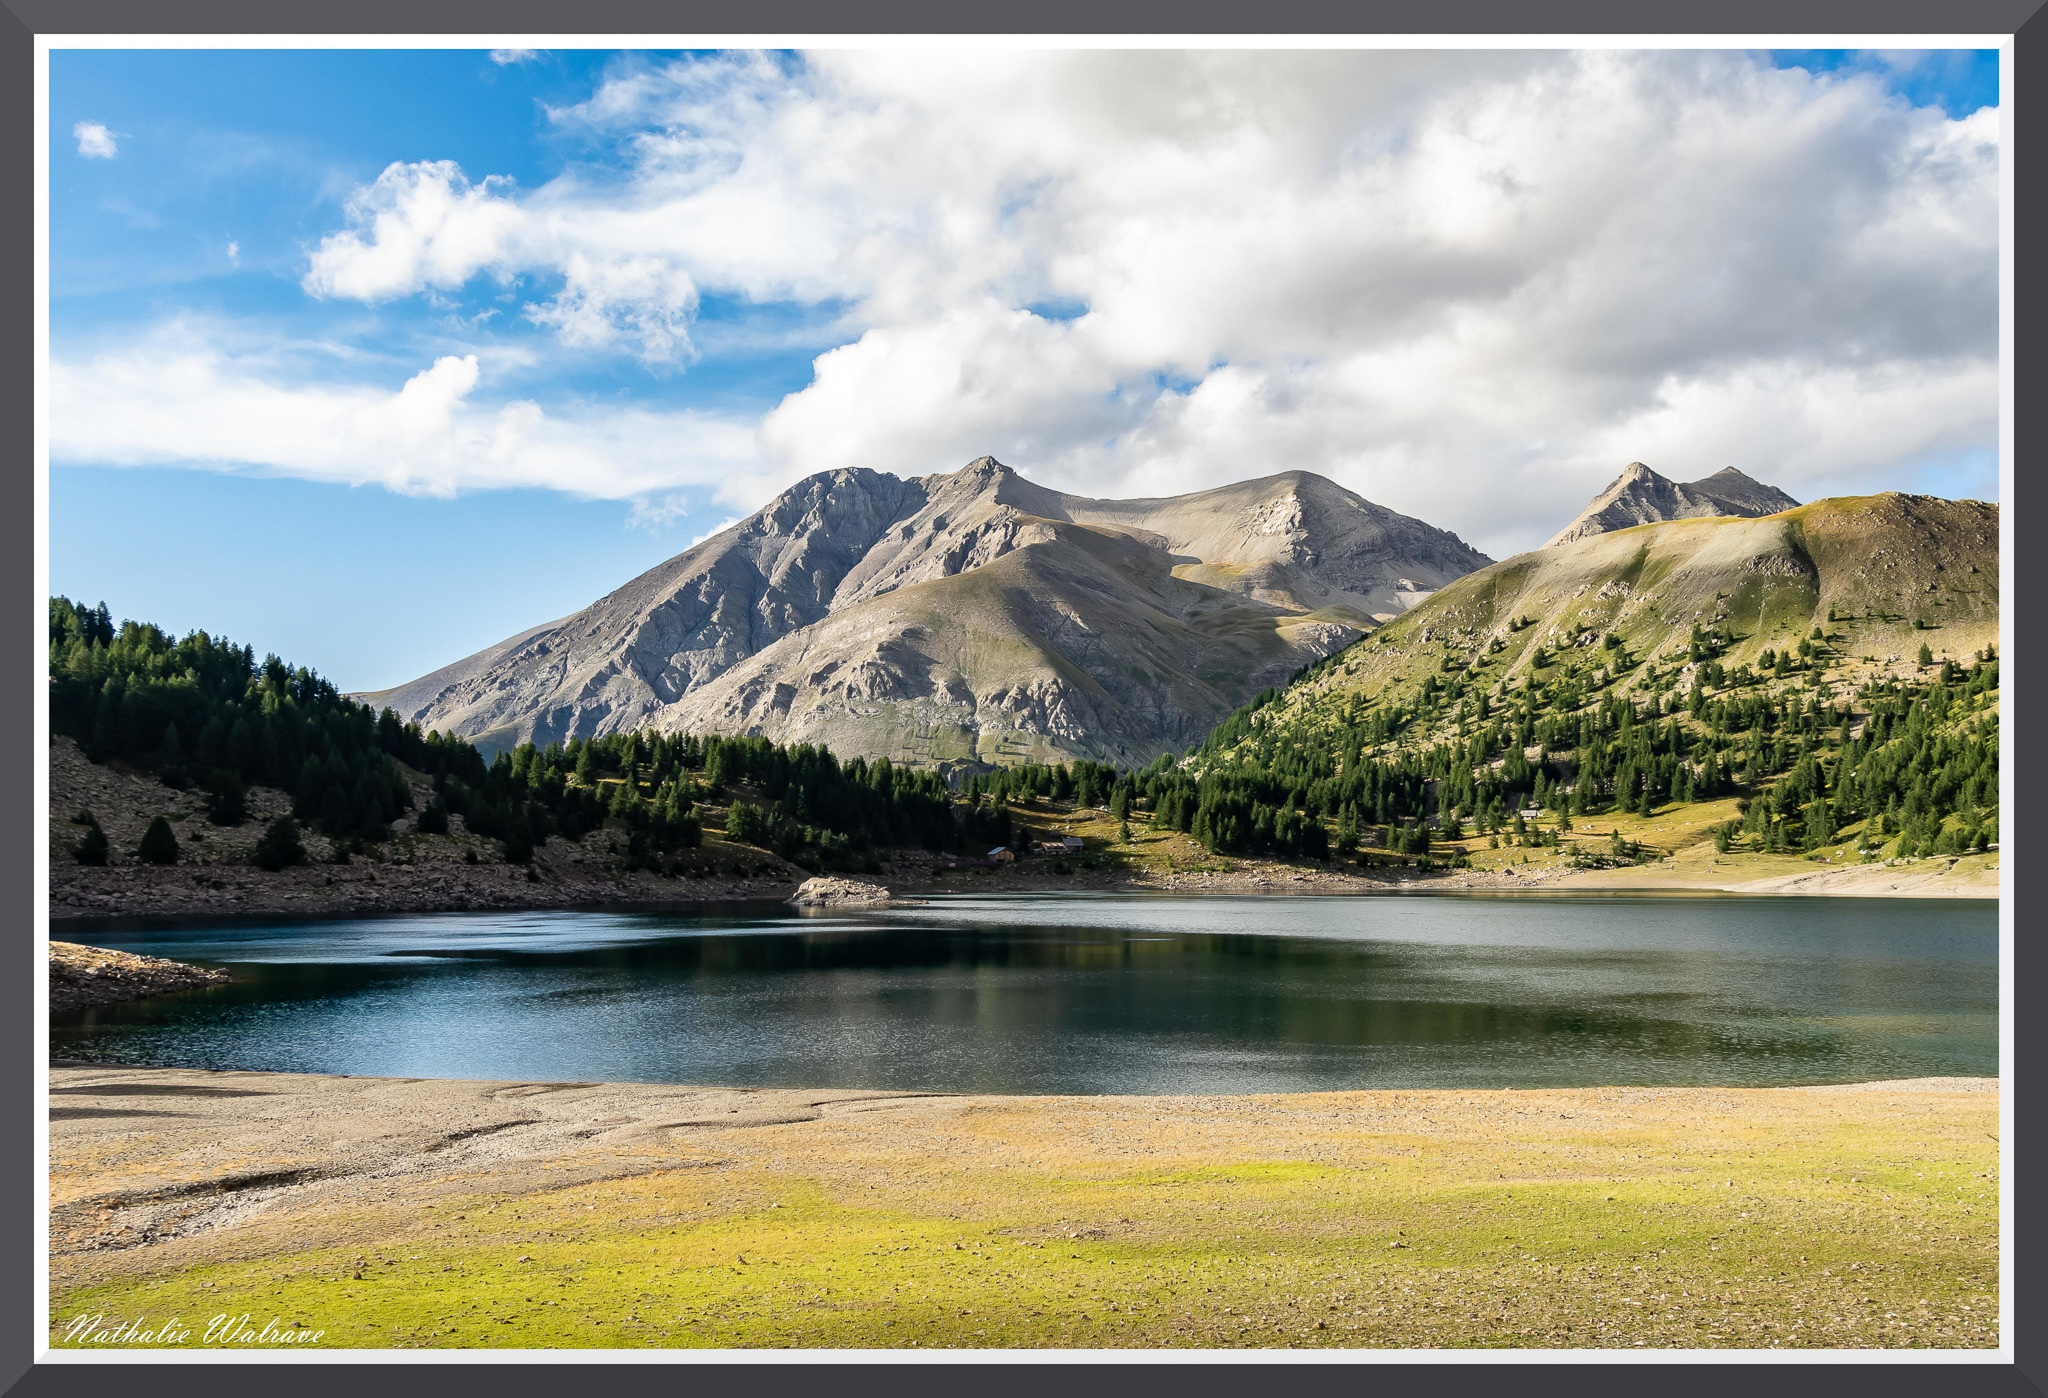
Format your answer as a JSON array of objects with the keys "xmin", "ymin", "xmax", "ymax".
[
  {"xmin": 138, "ymin": 815, "xmax": 179, "ymax": 865},
  {"xmin": 1804, "ymin": 797, "xmax": 1833, "ymax": 850},
  {"xmin": 205, "ymin": 768, "xmax": 248, "ymax": 825},
  {"xmin": 73, "ymin": 815, "xmax": 108, "ymax": 866},
  {"xmin": 252, "ymin": 816, "xmax": 305, "ymax": 871}
]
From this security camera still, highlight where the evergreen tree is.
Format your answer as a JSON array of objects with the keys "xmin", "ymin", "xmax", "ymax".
[
  {"xmin": 137, "ymin": 815, "xmax": 179, "ymax": 865},
  {"xmin": 204, "ymin": 768, "xmax": 248, "ymax": 825},
  {"xmin": 252, "ymin": 816, "xmax": 305, "ymax": 872},
  {"xmin": 73, "ymin": 814, "xmax": 108, "ymax": 866},
  {"xmin": 415, "ymin": 796, "xmax": 450, "ymax": 835},
  {"xmin": 1804, "ymin": 797, "xmax": 1834, "ymax": 850}
]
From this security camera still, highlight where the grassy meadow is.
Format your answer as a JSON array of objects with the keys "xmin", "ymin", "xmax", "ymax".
[{"xmin": 51, "ymin": 1081, "xmax": 1997, "ymax": 1352}]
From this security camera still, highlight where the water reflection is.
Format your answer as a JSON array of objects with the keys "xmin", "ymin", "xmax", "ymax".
[{"xmin": 50, "ymin": 893, "xmax": 1996, "ymax": 1094}]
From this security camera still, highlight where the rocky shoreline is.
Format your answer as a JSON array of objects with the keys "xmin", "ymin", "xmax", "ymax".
[
  {"xmin": 48, "ymin": 941, "xmax": 231, "ymax": 1012},
  {"xmin": 45, "ymin": 849, "xmax": 1566, "ymax": 925},
  {"xmin": 51, "ymin": 845, "xmax": 1996, "ymax": 927}
]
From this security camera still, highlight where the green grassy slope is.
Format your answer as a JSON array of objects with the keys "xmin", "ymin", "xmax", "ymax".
[{"xmin": 1141, "ymin": 495, "xmax": 1999, "ymax": 873}]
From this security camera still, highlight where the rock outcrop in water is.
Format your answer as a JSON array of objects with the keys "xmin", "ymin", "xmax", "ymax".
[
  {"xmin": 49, "ymin": 941, "xmax": 231, "ymax": 1012},
  {"xmin": 788, "ymin": 876, "xmax": 903, "ymax": 906}
]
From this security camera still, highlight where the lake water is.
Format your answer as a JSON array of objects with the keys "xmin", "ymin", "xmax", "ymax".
[{"xmin": 50, "ymin": 893, "xmax": 1997, "ymax": 1095}]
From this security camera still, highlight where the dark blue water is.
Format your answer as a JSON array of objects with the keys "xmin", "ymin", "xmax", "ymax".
[{"xmin": 49, "ymin": 893, "xmax": 1998, "ymax": 1094}]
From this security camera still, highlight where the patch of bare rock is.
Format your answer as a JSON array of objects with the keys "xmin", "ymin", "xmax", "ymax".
[
  {"xmin": 788, "ymin": 876, "xmax": 906, "ymax": 906},
  {"xmin": 49, "ymin": 941, "xmax": 230, "ymax": 1013}
]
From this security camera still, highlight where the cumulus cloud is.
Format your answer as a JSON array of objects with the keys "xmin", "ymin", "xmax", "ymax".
[
  {"xmin": 489, "ymin": 49, "xmax": 540, "ymax": 65},
  {"xmin": 48, "ymin": 325, "xmax": 759, "ymax": 500},
  {"xmin": 73, "ymin": 120, "xmax": 117, "ymax": 158},
  {"xmin": 303, "ymin": 160, "xmax": 524, "ymax": 302},
  {"xmin": 136, "ymin": 51, "xmax": 2002, "ymax": 552}
]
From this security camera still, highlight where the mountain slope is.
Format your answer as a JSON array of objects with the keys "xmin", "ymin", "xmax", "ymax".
[
  {"xmin": 669, "ymin": 515, "xmax": 1361, "ymax": 767},
  {"xmin": 1058, "ymin": 470, "xmax": 1489, "ymax": 620},
  {"xmin": 1249, "ymin": 492, "xmax": 1997, "ymax": 762},
  {"xmin": 364, "ymin": 457, "xmax": 1492, "ymax": 769},
  {"xmin": 360, "ymin": 468, "xmax": 929, "ymax": 748},
  {"xmin": 1149, "ymin": 491, "xmax": 1998, "ymax": 879},
  {"xmin": 1546, "ymin": 462, "xmax": 1801, "ymax": 547}
]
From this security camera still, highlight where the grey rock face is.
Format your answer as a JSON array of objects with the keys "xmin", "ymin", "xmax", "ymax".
[
  {"xmin": 1545, "ymin": 462, "xmax": 1800, "ymax": 548},
  {"xmin": 362, "ymin": 457, "xmax": 1495, "ymax": 767}
]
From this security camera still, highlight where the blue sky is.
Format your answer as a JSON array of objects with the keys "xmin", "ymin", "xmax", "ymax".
[{"xmin": 48, "ymin": 47, "xmax": 2000, "ymax": 692}]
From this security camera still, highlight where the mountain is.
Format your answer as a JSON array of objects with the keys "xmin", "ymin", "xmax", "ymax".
[
  {"xmin": 1148, "ymin": 491, "xmax": 1998, "ymax": 879},
  {"xmin": 1545, "ymin": 462, "xmax": 1801, "ymax": 548},
  {"xmin": 362, "ymin": 458, "xmax": 1493, "ymax": 771},
  {"xmin": 1243, "ymin": 492, "xmax": 1998, "ymax": 763}
]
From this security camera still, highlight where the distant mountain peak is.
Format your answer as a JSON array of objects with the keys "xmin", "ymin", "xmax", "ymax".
[
  {"xmin": 1546, "ymin": 462, "xmax": 1800, "ymax": 548},
  {"xmin": 361, "ymin": 457, "xmax": 1495, "ymax": 769}
]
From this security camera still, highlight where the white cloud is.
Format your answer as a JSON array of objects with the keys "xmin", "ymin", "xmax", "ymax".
[
  {"xmin": 73, "ymin": 121, "xmax": 117, "ymax": 158},
  {"xmin": 48, "ymin": 325, "xmax": 759, "ymax": 500},
  {"xmin": 490, "ymin": 49, "xmax": 540, "ymax": 65},
  {"xmin": 688, "ymin": 517, "xmax": 741, "ymax": 548},
  {"xmin": 152, "ymin": 52, "xmax": 2004, "ymax": 552},
  {"xmin": 226, "ymin": 240, "xmax": 240, "ymax": 264},
  {"xmin": 526, "ymin": 252, "xmax": 699, "ymax": 361},
  {"xmin": 625, "ymin": 492, "xmax": 692, "ymax": 532},
  {"xmin": 303, "ymin": 160, "xmax": 524, "ymax": 302}
]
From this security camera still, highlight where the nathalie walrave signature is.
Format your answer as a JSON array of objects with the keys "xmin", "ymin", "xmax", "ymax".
[{"xmin": 60, "ymin": 1313, "xmax": 326, "ymax": 1346}]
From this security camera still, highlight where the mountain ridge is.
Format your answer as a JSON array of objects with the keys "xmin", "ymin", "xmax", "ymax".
[
  {"xmin": 361, "ymin": 458, "xmax": 1494, "ymax": 770},
  {"xmin": 1545, "ymin": 461, "xmax": 1801, "ymax": 548},
  {"xmin": 1233, "ymin": 491, "xmax": 1998, "ymax": 769}
]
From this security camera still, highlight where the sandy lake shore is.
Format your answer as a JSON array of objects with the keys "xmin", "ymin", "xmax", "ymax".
[{"xmin": 48, "ymin": 1063, "xmax": 1999, "ymax": 1351}]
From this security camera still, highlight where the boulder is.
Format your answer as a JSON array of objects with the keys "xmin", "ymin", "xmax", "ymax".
[{"xmin": 788, "ymin": 877, "xmax": 898, "ymax": 906}]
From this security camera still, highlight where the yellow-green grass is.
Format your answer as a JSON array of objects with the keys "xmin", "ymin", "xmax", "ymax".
[
  {"xmin": 1444, "ymin": 800, "xmax": 1998, "ymax": 889},
  {"xmin": 51, "ymin": 1088, "xmax": 1998, "ymax": 1351}
]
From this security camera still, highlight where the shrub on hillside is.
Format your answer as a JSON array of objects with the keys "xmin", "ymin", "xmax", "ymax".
[{"xmin": 137, "ymin": 816, "xmax": 179, "ymax": 865}]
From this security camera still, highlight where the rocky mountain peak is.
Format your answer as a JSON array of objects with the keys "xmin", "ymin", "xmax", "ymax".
[
  {"xmin": 1546, "ymin": 462, "xmax": 1801, "ymax": 548},
  {"xmin": 362, "ymin": 457, "xmax": 1497, "ymax": 767}
]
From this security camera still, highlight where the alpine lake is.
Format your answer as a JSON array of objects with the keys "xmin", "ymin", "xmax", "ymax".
[{"xmin": 52, "ymin": 891, "xmax": 1996, "ymax": 1091}]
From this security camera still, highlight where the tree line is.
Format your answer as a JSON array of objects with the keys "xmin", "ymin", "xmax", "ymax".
[
  {"xmin": 51, "ymin": 596, "xmax": 483, "ymax": 867},
  {"xmin": 55, "ymin": 594, "xmax": 1997, "ymax": 874},
  {"xmin": 51, "ymin": 599, "xmax": 1023, "ymax": 872},
  {"xmin": 1166, "ymin": 624, "xmax": 1998, "ymax": 863}
]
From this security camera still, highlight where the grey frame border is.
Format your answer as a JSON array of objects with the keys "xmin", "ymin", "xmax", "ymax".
[{"xmin": 5, "ymin": 2, "xmax": 2041, "ymax": 1396}]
